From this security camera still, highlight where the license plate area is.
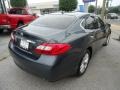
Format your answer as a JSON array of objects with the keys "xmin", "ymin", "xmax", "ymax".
[{"xmin": 20, "ymin": 39, "xmax": 29, "ymax": 50}]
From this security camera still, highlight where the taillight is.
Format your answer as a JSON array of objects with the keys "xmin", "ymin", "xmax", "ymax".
[{"xmin": 34, "ymin": 43, "xmax": 71, "ymax": 55}]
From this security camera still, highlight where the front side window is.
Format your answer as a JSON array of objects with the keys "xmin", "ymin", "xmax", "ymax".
[{"xmin": 97, "ymin": 17, "xmax": 105, "ymax": 28}]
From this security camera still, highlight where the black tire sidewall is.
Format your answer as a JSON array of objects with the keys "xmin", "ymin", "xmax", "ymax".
[
  {"xmin": 0, "ymin": 29, "xmax": 4, "ymax": 33},
  {"xmin": 76, "ymin": 50, "xmax": 91, "ymax": 76}
]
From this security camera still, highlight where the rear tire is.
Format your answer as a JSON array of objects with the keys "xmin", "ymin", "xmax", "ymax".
[
  {"xmin": 17, "ymin": 22, "xmax": 24, "ymax": 27},
  {"xmin": 76, "ymin": 50, "xmax": 91, "ymax": 76},
  {"xmin": 0, "ymin": 29, "xmax": 4, "ymax": 34}
]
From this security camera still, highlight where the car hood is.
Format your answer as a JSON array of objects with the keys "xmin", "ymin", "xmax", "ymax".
[{"xmin": 23, "ymin": 25, "xmax": 66, "ymax": 42}]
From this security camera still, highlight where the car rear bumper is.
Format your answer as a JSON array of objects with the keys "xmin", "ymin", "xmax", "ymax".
[
  {"xmin": 0, "ymin": 25, "xmax": 11, "ymax": 29},
  {"xmin": 9, "ymin": 43, "xmax": 62, "ymax": 81}
]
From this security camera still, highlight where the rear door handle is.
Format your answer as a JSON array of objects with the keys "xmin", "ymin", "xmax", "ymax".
[
  {"xmin": 90, "ymin": 35, "xmax": 96, "ymax": 40},
  {"xmin": 90, "ymin": 35, "xmax": 95, "ymax": 38}
]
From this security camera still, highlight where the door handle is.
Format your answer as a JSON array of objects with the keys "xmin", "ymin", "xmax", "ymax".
[{"xmin": 90, "ymin": 35, "xmax": 95, "ymax": 39}]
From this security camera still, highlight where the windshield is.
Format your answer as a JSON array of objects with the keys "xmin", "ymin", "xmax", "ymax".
[{"xmin": 31, "ymin": 15, "xmax": 76, "ymax": 29}]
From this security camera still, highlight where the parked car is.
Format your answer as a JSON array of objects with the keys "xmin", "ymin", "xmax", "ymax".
[
  {"xmin": 0, "ymin": 7, "xmax": 38, "ymax": 33},
  {"xmin": 9, "ymin": 12, "xmax": 111, "ymax": 81},
  {"xmin": 107, "ymin": 13, "xmax": 118, "ymax": 19}
]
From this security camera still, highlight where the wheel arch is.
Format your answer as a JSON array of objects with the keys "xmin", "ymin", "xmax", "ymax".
[
  {"xmin": 87, "ymin": 47, "xmax": 92, "ymax": 59},
  {"xmin": 17, "ymin": 20, "xmax": 24, "ymax": 25}
]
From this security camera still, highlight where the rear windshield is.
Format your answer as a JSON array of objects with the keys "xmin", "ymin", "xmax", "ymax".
[
  {"xmin": 31, "ymin": 15, "xmax": 76, "ymax": 29},
  {"xmin": 9, "ymin": 8, "xmax": 27, "ymax": 15}
]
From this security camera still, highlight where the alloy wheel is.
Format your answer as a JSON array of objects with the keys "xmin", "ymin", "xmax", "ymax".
[{"xmin": 80, "ymin": 53, "xmax": 90, "ymax": 73}]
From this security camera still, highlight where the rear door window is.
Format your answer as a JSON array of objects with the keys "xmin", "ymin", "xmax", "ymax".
[
  {"xmin": 82, "ymin": 16, "xmax": 99, "ymax": 30},
  {"xmin": 9, "ymin": 9, "xmax": 26, "ymax": 15}
]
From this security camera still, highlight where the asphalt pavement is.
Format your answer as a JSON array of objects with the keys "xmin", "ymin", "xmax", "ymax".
[
  {"xmin": 0, "ymin": 25, "xmax": 120, "ymax": 90},
  {"xmin": 0, "ymin": 32, "xmax": 10, "ymax": 61}
]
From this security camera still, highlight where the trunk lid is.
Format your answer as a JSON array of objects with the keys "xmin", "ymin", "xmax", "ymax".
[
  {"xmin": 23, "ymin": 25, "xmax": 66, "ymax": 41},
  {"xmin": 14, "ymin": 30, "xmax": 46, "ymax": 60},
  {"xmin": 13, "ymin": 25, "xmax": 66, "ymax": 60}
]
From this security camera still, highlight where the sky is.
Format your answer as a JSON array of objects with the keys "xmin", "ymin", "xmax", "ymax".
[{"xmin": 28, "ymin": 0, "xmax": 120, "ymax": 7}]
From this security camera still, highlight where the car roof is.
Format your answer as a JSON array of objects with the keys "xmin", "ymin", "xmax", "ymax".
[{"xmin": 50, "ymin": 12, "xmax": 90, "ymax": 18}]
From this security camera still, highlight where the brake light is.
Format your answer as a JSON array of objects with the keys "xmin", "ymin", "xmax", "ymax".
[{"xmin": 34, "ymin": 43, "xmax": 71, "ymax": 55}]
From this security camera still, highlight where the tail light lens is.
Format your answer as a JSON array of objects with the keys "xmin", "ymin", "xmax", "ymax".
[{"xmin": 34, "ymin": 43, "xmax": 71, "ymax": 55}]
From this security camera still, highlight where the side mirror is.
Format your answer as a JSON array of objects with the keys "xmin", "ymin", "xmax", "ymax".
[{"xmin": 107, "ymin": 23, "xmax": 111, "ymax": 27}]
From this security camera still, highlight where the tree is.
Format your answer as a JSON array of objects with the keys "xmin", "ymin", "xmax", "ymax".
[
  {"xmin": 59, "ymin": 0, "xmax": 78, "ymax": 12},
  {"xmin": 108, "ymin": 6, "xmax": 120, "ymax": 14},
  {"xmin": 88, "ymin": 5, "xmax": 95, "ymax": 13},
  {"xmin": 97, "ymin": 7, "xmax": 102, "ymax": 14},
  {"xmin": 10, "ymin": 0, "xmax": 27, "ymax": 7}
]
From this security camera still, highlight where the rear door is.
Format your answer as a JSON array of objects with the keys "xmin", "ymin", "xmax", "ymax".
[
  {"xmin": 82, "ymin": 16, "xmax": 104, "ymax": 51},
  {"xmin": 93, "ymin": 16, "xmax": 106, "ymax": 49}
]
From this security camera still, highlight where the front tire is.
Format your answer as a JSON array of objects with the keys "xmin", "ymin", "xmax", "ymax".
[
  {"xmin": 103, "ymin": 36, "xmax": 110, "ymax": 46},
  {"xmin": 76, "ymin": 50, "xmax": 91, "ymax": 76}
]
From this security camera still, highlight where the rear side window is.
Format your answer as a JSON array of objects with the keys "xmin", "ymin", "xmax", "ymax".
[
  {"xmin": 9, "ymin": 9, "xmax": 26, "ymax": 15},
  {"xmin": 82, "ymin": 16, "xmax": 99, "ymax": 29},
  {"xmin": 31, "ymin": 15, "xmax": 76, "ymax": 29}
]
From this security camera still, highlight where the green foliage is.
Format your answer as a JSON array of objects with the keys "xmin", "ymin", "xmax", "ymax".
[
  {"xmin": 59, "ymin": 0, "xmax": 78, "ymax": 12},
  {"xmin": 10, "ymin": 0, "xmax": 27, "ymax": 7},
  {"xmin": 108, "ymin": 5, "xmax": 120, "ymax": 14},
  {"xmin": 88, "ymin": 5, "xmax": 95, "ymax": 13}
]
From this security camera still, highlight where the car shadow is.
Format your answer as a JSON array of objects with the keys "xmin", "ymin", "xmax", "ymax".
[{"xmin": 0, "ymin": 30, "xmax": 11, "ymax": 38}]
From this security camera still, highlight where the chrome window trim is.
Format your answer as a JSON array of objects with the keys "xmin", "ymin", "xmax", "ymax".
[
  {"xmin": 80, "ymin": 16, "xmax": 100, "ymax": 31},
  {"xmin": 80, "ymin": 18, "xmax": 87, "ymax": 31}
]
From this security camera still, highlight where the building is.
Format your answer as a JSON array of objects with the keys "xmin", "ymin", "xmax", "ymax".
[{"xmin": 29, "ymin": 1, "xmax": 59, "ymax": 15}]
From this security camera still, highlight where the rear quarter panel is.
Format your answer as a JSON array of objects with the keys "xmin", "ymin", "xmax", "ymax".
[{"xmin": 56, "ymin": 32, "xmax": 95, "ymax": 75}]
